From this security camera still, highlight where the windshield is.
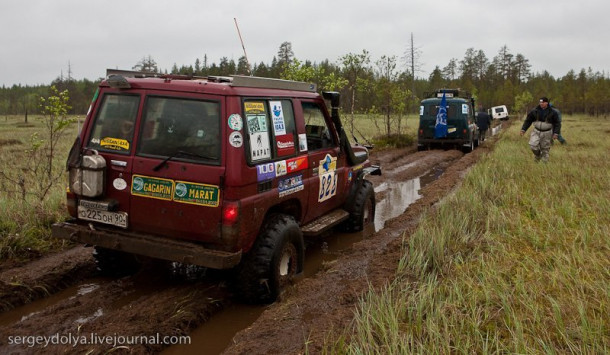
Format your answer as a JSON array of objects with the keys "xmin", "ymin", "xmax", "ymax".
[{"xmin": 137, "ymin": 97, "xmax": 221, "ymax": 164}]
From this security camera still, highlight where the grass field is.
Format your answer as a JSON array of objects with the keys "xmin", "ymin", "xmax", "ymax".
[
  {"xmin": 328, "ymin": 114, "xmax": 610, "ymax": 353},
  {"xmin": 0, "ymin": 115, "xmax": 82, "ymax": 262}
]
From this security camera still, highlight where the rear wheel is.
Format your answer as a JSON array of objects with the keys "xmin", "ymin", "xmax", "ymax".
[
  {"xmin": 234, "ymin": 214, "xmax": 304, "ymax": 304},
  {"xmin": 93, "ymin": 247, "xmax": 140, "ymax": 277},
  {"xmin": 462, "ymin": 138, "xmax": 474, "ymax": 153}
]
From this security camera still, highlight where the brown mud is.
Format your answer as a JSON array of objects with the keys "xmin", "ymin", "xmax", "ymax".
[{"xmin": 0, "ymin": 128, "xmax": 502, "ymax": 354}]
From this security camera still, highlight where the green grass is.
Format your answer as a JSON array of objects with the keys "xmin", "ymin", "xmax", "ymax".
[
  {"xmin": 327, "ymin": 114, "xmax": 610, "ymax": 354},
  {"xmin": 343, "ymin": 113, "xmax": 419, "ymax": 148},
  {"xmin": 0, "ymin": 115, "xmax": 81, "ymax": 263}
]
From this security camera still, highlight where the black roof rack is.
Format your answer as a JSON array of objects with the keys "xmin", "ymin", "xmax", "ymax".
[
  {"xmin": 105, "ymin": 69, "xmax": 317, "ymax": 92},
  {"xmin": 423, "ymin": 88, "xmax": 471, "ymax": 99}
]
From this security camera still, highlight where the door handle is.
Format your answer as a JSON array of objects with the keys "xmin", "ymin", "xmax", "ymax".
[{"xmin": 110, "ymin": 160, "xmax": 127, "ymax": 167}]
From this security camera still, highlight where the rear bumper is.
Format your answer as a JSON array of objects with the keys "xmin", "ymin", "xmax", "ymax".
[
  {"xmin": 52, "ymin": 221, "xmax": 242, "ymax": 269},
  {"xmin": 418, "ymin": 138, "xmax": 469, "ymax": 145}
]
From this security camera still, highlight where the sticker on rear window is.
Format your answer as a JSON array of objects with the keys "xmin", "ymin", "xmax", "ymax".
[
  {"xmin": 298, "ymin": 133, "xmax": 308, "ymax": 152},
  {"xmin": 270, "ymin": 101, "xmax": 286, "ymax": 135},
  {"xmin": 100, "ymin": 137, "xmax": 130, "ymax": 151}
]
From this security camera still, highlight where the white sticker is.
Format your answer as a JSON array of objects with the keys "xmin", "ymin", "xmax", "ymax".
[
  {"xmin": 113, "ymin": 178, "xmax": 127, "ymax": 191},
  {"xmin": 229, "ymin": 131, "xmax": 243, "ymax": 148},
  {"xmin": 462, "ymin": 104, "xmax": 469, "ymax": 114},
  {"xmin": 275, "ymin": 160, "xmax": 287, "ymax": 177},
  {"xmin": 270, "ymin": 101, "xmax": 286, "ymax": 135},
  {"xmin": 228, "ymin": 114, "xmax": 243, "ymax": 131},
  {"xmin": 249, "ymin": 132, "xmax": 271, "ymax": 161},
  {"xmin": 298, "ymin": 133, "xmax": 308, "ymax": 152},
  {"xmin": 420, "ymin": 105, "xmax": 424, "ymax": 116}
]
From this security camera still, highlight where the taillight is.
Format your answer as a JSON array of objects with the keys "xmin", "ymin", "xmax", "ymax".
[
  {"xmin": 222, "ymin": 202, "xmax": 239, "ymax": 225},
  {"xmin": 419, "ymin": 129, "xmax": 423, "ymax": 136},
  {"xmin": 66, "ymin": 190, "xmax": 78, "ymax": 217}
]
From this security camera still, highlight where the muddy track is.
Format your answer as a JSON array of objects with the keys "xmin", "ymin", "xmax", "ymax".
[{"xmin": 0, "ymin": 128, "xmax": 502, "ymax": 354}]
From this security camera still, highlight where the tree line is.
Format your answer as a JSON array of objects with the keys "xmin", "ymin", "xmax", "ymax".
[{"xmin": 1, "ymin": 42, "xmax": 609, "ymax": 121}]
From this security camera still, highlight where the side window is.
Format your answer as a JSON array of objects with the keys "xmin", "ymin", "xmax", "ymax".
[
  {"xmin": 137, "ymin": 97, "xmax": 221, "ymax": 164},
  {"xmin": 302, "ymin": 102, "xmax": 334, "ymax": 151},
  {"xmin": 244, "ymin": 99, "xmax": 296, "ymax": 163},
  {"xmin": 88, "ymin": 94, "xmax": 140, "ymax": 153}
]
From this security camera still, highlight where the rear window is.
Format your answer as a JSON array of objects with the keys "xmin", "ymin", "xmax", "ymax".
[
  {"xmin": 495, "ymin": 107, "xmax": 505, "ymax": 113},
  {"xmin": 88, "ymin": 94, "xmax": 140, "ymax": 153},
  {"xmin": 423, "ymin": 103, "xmax": 458, "ymax": 118},
  {"xmin": 137, "ymin": 97, "xmax": 221, "ymax": 164}
]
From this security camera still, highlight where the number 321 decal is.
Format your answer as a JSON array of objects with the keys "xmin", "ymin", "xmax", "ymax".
[
  {"xmin": 318, "ymin": 172, "xmax": 338, "ymax": 202},
  {"xmin": 318, "ymin": 154, "xmax": 338, "ymax": 202}
]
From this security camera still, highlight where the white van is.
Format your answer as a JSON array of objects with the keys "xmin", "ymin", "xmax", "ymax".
[{"xmin": 491, "ymin": 105, "xmax": 509, "ymax": 120}]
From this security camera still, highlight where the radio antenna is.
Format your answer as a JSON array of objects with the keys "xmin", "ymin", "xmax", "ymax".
[{"xmin": 234, "ymin": 18, "xmax": 252, "ymax": 75}]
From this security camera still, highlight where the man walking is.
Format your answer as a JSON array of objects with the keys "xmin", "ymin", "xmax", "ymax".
[
  {"xmin": 520, "ymin": 97, "xmax": 559, "ymax": 162},
  {"xmin": 476, "ymin": 107, "xmax": 492, "ymax": 142}
]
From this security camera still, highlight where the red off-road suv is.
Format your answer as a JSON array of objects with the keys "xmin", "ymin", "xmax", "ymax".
[{"xmin": 53, "ymin": 71, "xmax": 380, "ymax": 303}]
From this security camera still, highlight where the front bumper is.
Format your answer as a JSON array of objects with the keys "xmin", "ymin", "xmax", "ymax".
[{"xmin": 52, "ymin": 221, "xmax": 242, "ymax": 269}]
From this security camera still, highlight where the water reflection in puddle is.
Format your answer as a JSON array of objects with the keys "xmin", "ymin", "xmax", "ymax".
[
  {"xmin": 374, "ymin": 178, "xmax": 422, "ymax": 231},
  {"xmin": 373, "ymin": 166, "xmax": 444, "ymax": 231},
  {"xmin": 0, "ymin": 279, "xmax": 106, "ymax": 327},
  {"xmin": 161, "ymin": 304, "xmax": 263, "ymax": 355}
]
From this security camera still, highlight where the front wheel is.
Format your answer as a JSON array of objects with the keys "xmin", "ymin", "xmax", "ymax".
[
  {"xmin": 234, "ymin": 214, "xmax": 304, "ymax": 304},
  {"xmin": 343, "ymin": 180, "xmax": 375, "ymax": 232}
]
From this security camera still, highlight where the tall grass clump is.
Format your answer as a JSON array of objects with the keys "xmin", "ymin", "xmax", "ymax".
[
  {"xmin": 328, "ymin": 114, "xmax": 610, "ymax": 354},
  {"xmin": 0, "ymin": 89, "xmax": 80, "ymax": 262}
]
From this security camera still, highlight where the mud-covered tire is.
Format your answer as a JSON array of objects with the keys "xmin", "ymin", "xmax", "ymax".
[
  {"xmin": 93, "ymin": 247, "xmax": 140, "ymax": 277},
  {"xmin": 462, "ymin": 138, "xmax": 474, "ymax": 153},
  {"xmin": 343, "ymin": 180, "xmax": 375, "ymax": 232},
  {"xmin": 234, "ymin": 214, "xmax": 304, "ymax": 304}
]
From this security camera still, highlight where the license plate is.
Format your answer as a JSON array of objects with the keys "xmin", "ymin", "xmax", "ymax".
[
  {"xmin": 77, "ymin": 206, "xmax": 128, "ymax": 228},
  {"xmin": 448, "ymin": 127, "xmax": 457, "ymax": 133}
]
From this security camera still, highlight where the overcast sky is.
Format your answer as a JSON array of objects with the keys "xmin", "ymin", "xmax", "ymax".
[{"xmin": 1, "ymin": 0, "xmax": 608, "ymax": 87}]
